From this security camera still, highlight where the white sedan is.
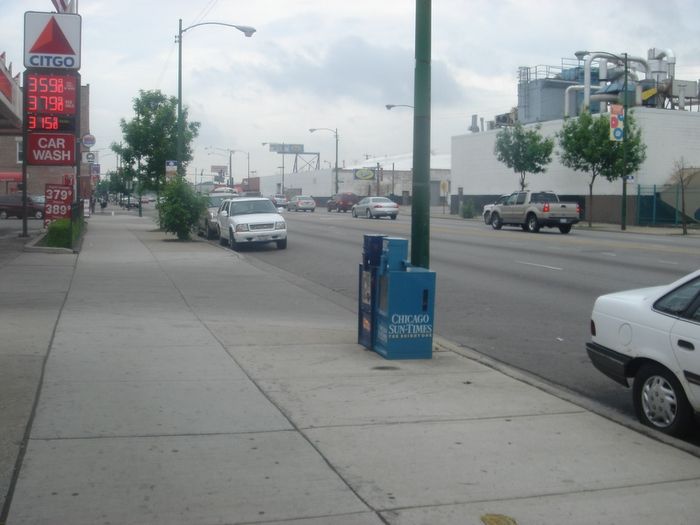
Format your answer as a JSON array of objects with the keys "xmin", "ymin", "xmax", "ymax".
[
  {"xmin": 586, "ymin": 269, "xmax": 700, "ymax": 437},
  {"xmin": 351, "ymin": 197, "xmax": 399, "ymax": 219}
]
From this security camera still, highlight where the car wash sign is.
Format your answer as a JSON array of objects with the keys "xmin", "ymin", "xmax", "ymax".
[
  {"xmin": 24, "ymin": 12, "xmax": 82, "ymax": 70},
  {"xmin": 26, "ymin": 133, "xmax": 76, "ymax": 165}
]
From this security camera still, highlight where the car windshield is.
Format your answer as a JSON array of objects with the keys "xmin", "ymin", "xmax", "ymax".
[
  {"xmin": 531, "ymin": 192, "xmax": 559, "ymax": 203},
  {"xmin": 654, "ymin": 277, "xmax": 700, "ymax": 317},
  {"xmin": 229, "ymin": 200, "xmax": 276, "ymax": 215},
  {"xmin": 207, "ymin": 195, "xmax": 230, "ymax": 207}
]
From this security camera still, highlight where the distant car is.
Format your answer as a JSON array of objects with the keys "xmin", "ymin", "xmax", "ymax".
[
  {"xmin": 586, "ymin": 269, "xmax": 700, "ymax": 437},
  {"xmin": 482, "ymin": 194, "xmax": 509, "ymax": 225},
  {"xmin": 216, "ymin": 197, "xmax": 287, "ymax": 250},
  {"xmin": 0, "ymin": 194, "xmax": 44, "ymax": 219},
  {"xmin": 119, "ymin": 196, "xmax": 139, "ymax": 209},
  {"xmin": 288, "ymin": 195, "xmax": 316, "ymax": 212},
  {"xmin": 211, "ymin": 187, "xmax": 238, "ymax": 195},
  {"xmin": 327, "ymin": 192, "xmax": 360, "ymax": 213},
  {"xmin": 198, "ymin": 193, "xmax": 238, "ymax": 239},
  {"xmin": 269, "ymin": 194, "xmax": 288, "ymax": 208},
  {"xmin": 352, "ymin": 197, "xmax": 398, "ymax": 219}
]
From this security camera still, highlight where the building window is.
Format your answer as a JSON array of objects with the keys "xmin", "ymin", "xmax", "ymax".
[{"xmin": 16, "ymin": 140, "xmax": 23, "ymax": 164}]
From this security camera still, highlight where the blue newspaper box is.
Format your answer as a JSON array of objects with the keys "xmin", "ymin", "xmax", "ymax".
[
  {"xmin": 374, "ymin": 237, "xmax": 436, "ymax": 359},
  {"xmin": 358, "ymin": 234, "xmax": 386, "ymax": 349}
]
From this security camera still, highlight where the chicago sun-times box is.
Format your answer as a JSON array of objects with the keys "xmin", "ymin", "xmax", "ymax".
[{"xmin": 374, "ymin": 238, "xmax": 436, "ymax": 360}]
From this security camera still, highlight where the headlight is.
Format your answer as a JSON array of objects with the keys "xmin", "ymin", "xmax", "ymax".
[
  {"xmin": 275, "ymin": 221, "xmax": 286, "ymax": 230},
  {"xmin": 235, "ymin": 224, "xmax": 249, "ymax": 232}
]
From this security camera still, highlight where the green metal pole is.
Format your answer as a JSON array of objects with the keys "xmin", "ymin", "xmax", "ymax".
[
  {"xmin": 176, "ymin": 19, "xmax": 185, "ymax": 178},
  {"xmin": 621, "ymin": 53, "xmax": 628, "ymax": 230},
  {"xmin": 411, "ymin": 0, "xmax": 431, "ymax": 268}
]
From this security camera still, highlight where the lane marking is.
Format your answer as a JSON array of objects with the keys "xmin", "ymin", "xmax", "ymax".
[{"xmin": 515, "ymin": 260, "xmax": 563, "ymax": 271}]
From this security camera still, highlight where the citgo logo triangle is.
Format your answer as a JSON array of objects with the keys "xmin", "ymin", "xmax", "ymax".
[{"xmin": 30, "ymin": 17, "xmax": 75, "ymax": 55}]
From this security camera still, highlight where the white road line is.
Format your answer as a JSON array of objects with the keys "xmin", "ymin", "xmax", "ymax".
[
  {"xmin": 658, "ymin": 260, "xmax": 679, "ymax": 265},
  {"xmin": 515, "ymin": 260, "xmax": 563, "ymax": 271}
]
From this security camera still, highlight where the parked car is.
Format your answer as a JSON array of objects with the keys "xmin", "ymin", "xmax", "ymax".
[
  {"xmin": 586, "ymin": 269, "xmax": 700, "ymax": 437},
  {"xmin": 288, "ymin": 195, "xmax": 316, "ymax": 212},
  {"xmin": 0, "ymin": 194, "xmax": 44, "ymax": 219},
  {"xmin": 197, "ymin": 192, "xmax": 238, "ymax": 239},
  {"xmin": 269, "ymin": 194, "xmax": 288, "ymax": 208},
  {"xmin": 482, "ymin": 194, "xmax": 509, "ymax": 225},
  {"xmin": 352, "ymin": 197, "xmax": 399, "ymax": 219},
  {"xmin": 216, "ymin": 197, "xmax": 287, "ymax": 250},
  {"xmin": 327, "ymin": 192, "xmax": 360, "ymax": 213}
]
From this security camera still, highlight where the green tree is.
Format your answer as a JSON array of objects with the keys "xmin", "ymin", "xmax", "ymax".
[
  {"xmin": 494, "ymin": 122, "xmax": 554, "ymax": 190},
  {"xmin": 558, "ymin": 111, "xmax": 646, "ymax": 226},
  {"xmin": 157, "ymin": 177, "xmax": 206, "ymax": 240},
  {"xmin": 112, "ymin": 90, "xmax": 200, "ymax": 201}
]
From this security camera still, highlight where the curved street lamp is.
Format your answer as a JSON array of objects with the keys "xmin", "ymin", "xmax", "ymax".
[
  {"xmin": 575, "ymin": 50, "xmax": 633, "ymax": 230},
  {"xmin": 309, "ymin": 128, "xmax": 339, "ymax": 194},
  {"xmin": 385, "ymin": 104, "xmax": 414, "ymax": 111},
  {"xmin": 176, "ymin": 19, "xmax": 256, "ymax": 177}
]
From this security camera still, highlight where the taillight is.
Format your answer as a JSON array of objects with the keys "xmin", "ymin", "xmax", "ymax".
[
  {"xmin": 590, "ymin": 320, "xmax": 596, "ymax": 336},
  {"xmin": 577, "ymin": 203, "xmax": 581, "ymax": 215},
  {"xmin": 543, "ymin": 202, "xmax": 550, "ymax": 212}
]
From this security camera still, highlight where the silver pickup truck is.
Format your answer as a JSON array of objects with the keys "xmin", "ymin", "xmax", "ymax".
[{"xmin": 490, "ymin": 190, "xmax": 580, "ymax": 234}]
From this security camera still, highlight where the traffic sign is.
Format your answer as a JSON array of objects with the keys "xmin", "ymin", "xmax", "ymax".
[
  {"xmin": 24, "ymin": 12, "xmax": 82, "ymax": 70},
  {"xmin": 26, "ymin": 133, "xmax": 75, "ymax": 165}
]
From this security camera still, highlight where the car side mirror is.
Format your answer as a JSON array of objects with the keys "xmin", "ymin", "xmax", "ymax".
[{"xmin": 220, "ymin": 211, "xmax": 228, "ymax": 217}]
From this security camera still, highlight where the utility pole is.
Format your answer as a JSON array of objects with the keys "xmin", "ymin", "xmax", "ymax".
[{"xmin": 412, "ymin": 0, "xmax": 431, "ymax": 268}]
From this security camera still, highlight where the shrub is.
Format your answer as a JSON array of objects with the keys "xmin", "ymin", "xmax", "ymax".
[
  {"xmin": 461, "ymin": 200, "xmax": 475, "ymax": 219},
  {"xmin": 157, "ymin": 177, "xmax": 206, "ymax": 240},
  {"xmin": 45, "ymin": 218, "xmax": 72, "ymax": 248}
]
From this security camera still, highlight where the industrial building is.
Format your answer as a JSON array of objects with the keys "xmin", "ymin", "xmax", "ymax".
[{"xmin": 452, "ymin": 48, "xmax": 700, "ymax": 225}]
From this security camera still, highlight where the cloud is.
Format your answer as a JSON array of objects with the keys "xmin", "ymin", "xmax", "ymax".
[{"xmin": 246, "ymin": 36, "xmax": 467, "ymax": 107}]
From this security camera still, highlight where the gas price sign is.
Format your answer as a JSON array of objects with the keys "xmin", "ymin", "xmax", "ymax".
[
  {"xmin": 24, "ymin": 71, "xmax": 79, "ymax": 133},
  {"xmin": 26, "ymin": 71, "xmax": 78, "ymax": 114},
  {"xmin": 44, "ymin": 183, "xmax": 73, "ymax": 226}
]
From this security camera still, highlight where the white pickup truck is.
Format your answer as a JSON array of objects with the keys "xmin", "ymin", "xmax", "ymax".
[{"xmin": 490, "ymin": 190, "xmax": 580, "ymax": 234}]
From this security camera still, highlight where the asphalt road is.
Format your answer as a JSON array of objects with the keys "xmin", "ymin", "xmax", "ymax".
[{"xmin": 227, "ymin": 209, "xmax": 700, "ymax": 435}]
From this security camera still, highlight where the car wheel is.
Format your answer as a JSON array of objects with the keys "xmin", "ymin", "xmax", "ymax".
[
  {"xmin": 633, "ymin": 363, "xmax": 694, "ymax": 437},
  {"xmin": 483, "ymin": 212, "xmax": 491, "ymax": 225},
  {"xmin": 352, "ymin": 209, "xmax": 357, "ymax": 217},
  {"xmin": 526, "ymin": 213, "xmax": 540, "ymax": 233},
  {"xmin": 229, "ymin": 228, "xmax": 239, "ymax": 251},
  {"xmin": 0, "ymin": 210, "xmax": 7, "ymax": 219},
  {"xmin": 206, "ymin": 223, "xmax": 217, "ymax": 240},
  {"xmin": 390, "ymin": 214, "xmax": 397, "ymax": 220},
  {"xmin": 491, "ymin": 213, "xmax": 502, "ymax": 230},
  {"xmin": 559, "ymin": 224, "xmax": 572, "ymax": 234},
  {"xmin": 277, "ymin": 238, "xmax": 287, "ymax": 249},
  {"xmin": 34, "ymin": 210, "xmax": 44, "ymax": 219},
  {"xmin": 366, "ymin": 209, "xmax": 372, "ymax": 219}
]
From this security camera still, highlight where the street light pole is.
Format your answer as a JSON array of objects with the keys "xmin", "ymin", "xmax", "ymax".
[
  {"xmin": 412, "ymin": 0, "xmax": 431, "ymax": 269},
  {"xmin": 176, "ymin": 19, "xmax": 255, "ymax": 177},
  {"xmin": 309, "ymin": 128, "xmax": 339, "ymax": 194},
  {"xmin": 621, "ymin": 52, "xmax": 628, "ymax": 231}
]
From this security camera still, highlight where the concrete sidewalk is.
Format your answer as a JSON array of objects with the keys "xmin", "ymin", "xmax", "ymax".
[{"xmin": 3, "ymin": 213, "xmax": 700, "ymax": 524}]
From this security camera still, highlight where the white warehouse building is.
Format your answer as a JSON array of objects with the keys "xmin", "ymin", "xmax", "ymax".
[{"xmin": 451, "ymin": 48, "xmax": 700, "ymax": 225}]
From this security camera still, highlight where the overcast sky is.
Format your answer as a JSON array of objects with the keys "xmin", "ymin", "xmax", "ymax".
[{"xmin": 5, "ymin": 0, "xmax": 700, "ymax": 183}]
